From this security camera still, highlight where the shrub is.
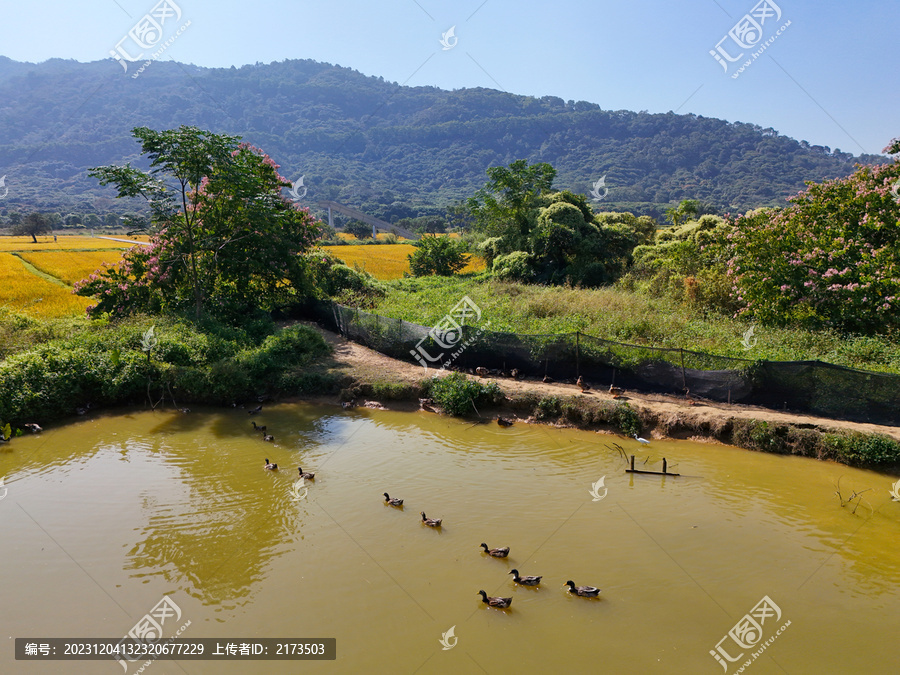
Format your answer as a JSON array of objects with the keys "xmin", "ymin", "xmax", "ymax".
[
  {"xmin": 610, "ymin": 401, "xmax": 642, "ymax": 437},
  {"xmin": 429, "ymin": 372, "xmax": 502, "ymax": 416},
  {"xmin": 371, "ymin": 381, "xmax": 420, "ymax": 400},
  {"xmin": 408, "ymin": 235, "xmax": 469, "ymax": 276},
  {"xmin": 731, "ymin": 419, "xmax": 790, "ymax": 453},
  {"xmin": 345, "ymin": 221, "xmax": 373, "ymax": 239},
  {"xmin": 0, "ymin": 320, "xmax": 331, "ymax": 424},
  {"xmin": 821, "ymin": 432, "xmax": 900, "ymax": 467},
  {"xmin": 726, "ymin": 154, "xmax": 900, "ymax": 333},
  {"xmin": 492, "ymin": 251, "xmax": 533, "ymax": 281},
  {"xmin": 535, "ymin": 396, "xmax": 562, "ymax": 420}
]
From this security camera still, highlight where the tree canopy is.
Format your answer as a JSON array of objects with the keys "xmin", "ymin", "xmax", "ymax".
[
  {"xmin": 408, "ymin": 235, "xmax": 468, "ymax": 276},
  {"xmin": 12, "ymin": 212, "xmax": 53, "ymax": 243},
  {"xmin": 75, "ymin": 126, "xmax": 322, "ymax": 322},
  {"xmin": 470, "ymin": 160, "xmax": 653, "ymax": 287}
]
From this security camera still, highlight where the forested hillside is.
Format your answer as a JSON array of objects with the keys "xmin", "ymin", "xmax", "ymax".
[{"xmin": 0, "ymin": 56, "xmax": 885, "ymax": 221}]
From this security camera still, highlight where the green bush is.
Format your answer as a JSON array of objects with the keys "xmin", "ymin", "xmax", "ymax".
[
  {"xmin": 0, "ymin": 320, "xmax": 332, "ymax": 425},
  {"xmin": 408, "ymin": 235, "xmax": 469, "ymax": 276},
  {"xmin": 821, "ymin": 432, "xmax": 900, "ymax": 467},
  {"xmin": 610, "ymin": 401, "xmax": 642, "ymax": 437},
  {"xmin": 429, "ymin": 372, "xmax": 502, "ymax": 416},
  {"xmin": 492, "ymin": 251, "xmax": 533, "ymax": 281},
  {"xmin": 535, "ymin": 396, "xmax": 562, "ymax": 420},
  {"xmin": 371, "ymin": 381, "xmax": 420, "ymax": 400},
  {"xmin": 731, "ymin": 419, "xmax": 790, "ymax": 454}
]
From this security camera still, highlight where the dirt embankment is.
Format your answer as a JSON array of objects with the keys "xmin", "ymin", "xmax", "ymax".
[{"xmin": 302, "ymin": 323, "xmax": 900, "ymax": 444}]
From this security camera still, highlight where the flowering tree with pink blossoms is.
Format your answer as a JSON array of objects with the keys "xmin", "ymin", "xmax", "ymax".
[
  {"xmin": 76, "ymin": 126, "xmax": 322, "ymax": 322},
  {"xmin": 725, "ymin": 139, "xmax": 900, "ymax": 334}
]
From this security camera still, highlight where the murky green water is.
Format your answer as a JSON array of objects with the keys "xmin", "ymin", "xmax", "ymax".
[{"xmin": 1, "ymin": 404, "xmax": 899, "ymax": 674}]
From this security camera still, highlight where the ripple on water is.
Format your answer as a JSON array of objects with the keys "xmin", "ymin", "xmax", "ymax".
[{"xmin": 1, "ymin": 405, "xmax": 899, "ymax": 674}]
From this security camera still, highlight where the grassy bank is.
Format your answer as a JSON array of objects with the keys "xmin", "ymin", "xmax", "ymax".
[
  {"xmin": 503, "ymin": 391, "xmax": 900, "ymax": 470},
  {"xmin": 368, "ymin": 275, "xmax": 900, "ymax": 373},
  {"xmin": 0, "ymin": 311, "xmax": 339, "ymax": 428}
]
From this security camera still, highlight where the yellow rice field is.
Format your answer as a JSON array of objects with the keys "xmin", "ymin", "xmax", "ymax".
[
  {"xmin": 0, "ymin": 235, "xmax": 483, "ymax": 317},
  {"xmin": 322, "ymin": 243, "xmax": 485, "ymax": 280},
  {"xmin": 0, "ymin": 252, "xmax": 93, "ymax": 318},
  {"xmin": 335, "ymin": 232, "xmax": 412, "ymax": 242},
  {"xmin": 0, "ymin": 235, "xmax": 149, "ymax": 252},
  {"xmin": 16, "ymin": 250, "xmax": 123, "ymax": 286}
]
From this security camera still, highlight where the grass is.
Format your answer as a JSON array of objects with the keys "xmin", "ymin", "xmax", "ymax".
[
  {"xmin": 368, "ymin": 276, "xmax": 900, "ymax": 374},
  {"xmin": 323, "ymin": 244, "xmax": 485, "ymax": 280}
]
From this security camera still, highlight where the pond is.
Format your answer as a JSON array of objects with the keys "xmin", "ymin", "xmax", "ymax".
[{"xmin": 1, "ymin": 404, "xmax": 899, "ymax": 674}]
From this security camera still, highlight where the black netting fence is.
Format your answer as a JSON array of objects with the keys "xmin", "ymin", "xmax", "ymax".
[{"xmin": 305, "ymin": 300, "xmax": 900, "ymax": 427}]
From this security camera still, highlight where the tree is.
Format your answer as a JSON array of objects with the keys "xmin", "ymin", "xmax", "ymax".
[
  {"xmin": 445, "ymin": 201, "xmax": 475, "ymax": 232},
  {"xmin": 726, "ymin": 151, "xmax": 900, "ymax": 333},
  {"xmin": 665, "ymin": 199, "xmax": 700, "ymax": 227},
  {"xmin": 468, "ymin": 159, "xmax": 556, "ymax": 246},
  {"xmin": 83, "ymin": 214, "xmax": 102, "ymax": 229},
  {"xmin": 76, "ymin": 126, "xmax": 323, "ymax": 322},
  {"xmin": 345, "ymin": 220, "xmax": 373, "ymax": 239},
  {"xmin": 13, "ymin": 213, "xmax": 53, "ymax": 243},
  {"xmin": 408, "ymin": 235, "xmax": 468, "ymax": 276}
]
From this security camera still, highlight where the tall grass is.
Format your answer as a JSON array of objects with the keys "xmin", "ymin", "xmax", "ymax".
[{"xmin": 369, "ymin": 277, "xmax": 900, "ymax": 373}]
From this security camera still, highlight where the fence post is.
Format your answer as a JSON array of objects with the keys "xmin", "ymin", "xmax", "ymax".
[
  {"xmin": 680, "ymin": 348, "xmax": 686, "ymax": 390},
  {"xmin": 576, "ymin": 332, "xmax": 580, "ymax": 378}
]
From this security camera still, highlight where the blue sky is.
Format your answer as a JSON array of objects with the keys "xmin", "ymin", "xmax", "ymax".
[{"xmin": 2, "ymin": 0, "xmax": 897, "ymax": 155}]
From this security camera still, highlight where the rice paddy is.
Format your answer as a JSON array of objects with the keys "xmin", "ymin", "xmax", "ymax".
[
  {"xmin": 0, "ymin": 252, "xmax": 93, "ymax": 318},
  {"xmin": 0, "ymin": 234, "xmax": 484, "ymax": 316},
  {"xmin": 0, "ymin": 235, "xmax": 140, "ymax": 318},
  {"xmin": 323, "ymin": 243, "xmax": 485, "ymax": 280},
  {"xmin": 0, "ymin": 235, "xmax": 149, "ymax": 251},
  {"xmin": 16, "ymin": 250, "xmax": 123, "ymax": 285}
]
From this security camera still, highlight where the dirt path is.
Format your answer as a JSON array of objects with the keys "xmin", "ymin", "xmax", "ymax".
[{"xmin": 304, "ymin": 323, "xmax": 900, "ymax": 442}]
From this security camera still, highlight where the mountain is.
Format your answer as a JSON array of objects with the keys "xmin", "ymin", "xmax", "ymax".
[{"xmin": 0, "ymin": 56, "xmax": 887, "ymax": 223}]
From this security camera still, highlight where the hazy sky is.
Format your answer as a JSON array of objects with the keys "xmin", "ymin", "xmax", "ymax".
[{"xmin": 2, "ymin": 0, "xmax": 897, "ymax": 155}]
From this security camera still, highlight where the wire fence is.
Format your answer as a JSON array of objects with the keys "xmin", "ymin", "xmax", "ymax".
[{"xmin": 305, "ymin": 300, "xmax": 900, "ymax": 427}]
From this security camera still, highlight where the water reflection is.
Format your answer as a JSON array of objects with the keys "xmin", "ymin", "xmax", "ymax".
[{"xmin": 1, "ymin": 404, "xmax": 899, "ymax": 674}]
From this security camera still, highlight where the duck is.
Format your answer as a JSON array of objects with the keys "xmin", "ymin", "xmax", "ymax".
[
  {"xmin": 264, "ymin": 458, "xmax": 278, "ymax": 471},
  {"xmin": 510, "ymin": 368, "xmax": 520, "ymax": 380},
  {"xmin": 251, "ymin": 421, "xmax": 266, "ymax": 433},
  {"xmin": 542, "ymin": 375, "xmax": 554, "ymax": 384},
  {"xmin": 509, "ymin": 569, "xmax": 542, "ymax": 586},
  {"xmin": 565, "ymin": 580, "xmax": 601, "ymax": 597},
  {"xmin": 496, "ymin": 416, "xmax": 513, "ymax": 427},
  {"xmin": 609, "ymin": 385, "xmax": 625, "ymax": 398},
  {"xmin": 383, "ymin": 492, "xmax": 403, "ymax": 506},
  {"xmin": 475, "ymin": 367, "xmax": 490, "ymax": 377},
  {"xmin": 22, "ymin": 423, "xmax": 43, "ymax": 433},
  {"xmin": 248, "ymin": 405, "xmax": 263, "ymax": 415},
  {"xmin": 480, "ymin": 543, "xmax": 510, "ymax": 558},
  {"xmin": 263, "ymin": 434, "xmax": 274, "ymax": 442},
  {"xmin": 297, "ymin": 467, "xmax": 315, "ymax": 480},
  {"xmin": 576, "ymin": 376, "xmax": 590, "ymax": 392},
  {"xmin": 178, "ymin": 408, "xmax": 191, "ymax": 414},
  {"xmin": 477, "ymin": 590, "xmax": 512, "ymax": 608},
  {"xmin": 341, "ymin": 401, "xmax": 355, "ymax": 410},
  {"xmin": 421, "ymin": 512, "xmax": 442, "ymax": 527}
]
